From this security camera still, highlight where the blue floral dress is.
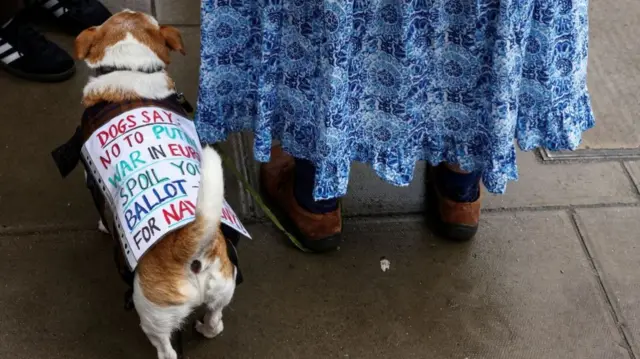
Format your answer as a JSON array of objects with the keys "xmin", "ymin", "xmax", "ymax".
[{"xmin": 196, "ymin": 0, "xmax": 594, "ymax": 200}]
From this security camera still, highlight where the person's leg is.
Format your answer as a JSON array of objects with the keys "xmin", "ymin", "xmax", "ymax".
[
  {"xmin": 293, "ymin": 158, "xmax": 339, "ymax": 214},
  {"xmin": 428, "ymin": 163, "xmax": 482, "ymax": 241},
  {"xmin": 436, "ymin": 163, "xmax": 481, "ymax": 203},
  {"xmin": 261, "ymin": 147, "xmax": 342, "ymax": 252}
]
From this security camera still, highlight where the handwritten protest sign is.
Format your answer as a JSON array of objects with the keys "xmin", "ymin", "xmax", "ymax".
[{"xmin": 81, "ymin": 107, "xmax": 250, "ymax": 270}]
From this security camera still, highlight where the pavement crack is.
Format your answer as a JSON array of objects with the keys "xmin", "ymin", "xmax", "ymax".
[{"xmin": 621, "ymin": 161, "xmax": 640, "ymax": 199}]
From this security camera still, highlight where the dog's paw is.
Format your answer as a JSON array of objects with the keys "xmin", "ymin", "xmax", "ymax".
[
  {"xmin": 195, "ymin": 319, "xmax": 223, "ymax": 339},
  {"xmin": 97, "ymin": 220, "xmax": 109, "ymax": 234}
]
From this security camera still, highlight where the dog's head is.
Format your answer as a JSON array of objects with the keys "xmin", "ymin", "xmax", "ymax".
[
  {"xmin": 75, "ymin": 10, "xmax": 184, "ymax": 70},
  {"xmin": 75, "ymin": 10, "xmax": 185, "ymax": 106}
]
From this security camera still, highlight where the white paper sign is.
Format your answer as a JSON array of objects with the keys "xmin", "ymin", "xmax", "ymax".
[
  {"xmin": 81, "ymin": 107, "xmax": 249, "ymax": 270},
  {"xmin": 221, "ymin": 200, "xmax": 251, "ymax": 238}
]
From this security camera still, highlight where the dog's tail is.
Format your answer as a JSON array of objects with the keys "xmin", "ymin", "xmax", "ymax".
[
  {"xmin": 161, "ymin": 146, "xmax": 225, "ymax": 271},
  {"xmin": 195, "ymin": 146, "xmax": 225, "ymax": 237}
]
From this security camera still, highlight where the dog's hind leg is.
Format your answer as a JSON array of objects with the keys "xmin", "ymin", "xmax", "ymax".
[
  {"xmin": 143, "ymin": 328, "xmax": 177, "ymax": 359},
  {"xmin": 195, "ymin": 306, "xmax": 224, "ymax": 339}
]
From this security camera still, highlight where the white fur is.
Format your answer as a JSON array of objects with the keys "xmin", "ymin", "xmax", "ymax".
[
  {"xmin": 195, "ymin": 147, "xmax": 225, "ymax": 236},
  {"xmin": 86, "ymin": 32, "xmax": 165, "ymax": 70},
  {"xmin": 133, "ymin": 259, "xmax": 235, "ymax": 359},
  {"xmin": 83, "ymin": 71, "xmax": 175, "ymax": 101},
  {"xmin": 133, "ymin": 148, "xmax": 234, "ymax": 359},
  {"xmin": 143, "ymin": 13, "xmax": 160, "ymax": 27},
  {"xmin": 82, "ymin": 24, "xmax": 174, "ymax": 101}
]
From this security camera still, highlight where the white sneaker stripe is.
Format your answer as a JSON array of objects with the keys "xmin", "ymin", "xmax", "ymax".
[
  {"xmin": 1, "ymin": 51, "xmax": 22, "ymax": 65},
  {"xmin": 42, "ymin": 0, "xmax": 59, "ymax": 9},
  {"xmin": 0, "ymin": 43, "xmax": 12, "ymax": 56},
  {"xmin": 53, "ymin": 7, "xmax": 67, "ymax": 17}
]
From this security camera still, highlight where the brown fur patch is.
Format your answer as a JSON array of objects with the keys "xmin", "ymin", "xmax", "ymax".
[
  {"xmin": 165, "ymin": 76, "xmax": 177, "ymax": 91},
  {"xmin": 208, "ymin": 232, "xmax": 235, "ymax": 279},
  {"xmin": 82, "ymin": 89, "xmax": 142, "ymax": 107}
]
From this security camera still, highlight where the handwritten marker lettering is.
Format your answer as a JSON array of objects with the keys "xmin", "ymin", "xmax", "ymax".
[
  {"xmin": 82, "ymin": 107, "xmax": 251, "ymax": 271},
  {"xmin": 97, "ymin": 115, "xmax": 137, "ymax": 146}
]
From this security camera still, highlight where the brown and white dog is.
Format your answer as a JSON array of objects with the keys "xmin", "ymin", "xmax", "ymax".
[{"xmin": 72, "ymin": 10, "xmax": 236, "ymax": 359}]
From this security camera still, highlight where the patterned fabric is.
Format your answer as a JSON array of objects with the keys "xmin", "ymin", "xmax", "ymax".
[{"xmin": 196, "ymin": 0, "xmax": 594, "ymax": 200}]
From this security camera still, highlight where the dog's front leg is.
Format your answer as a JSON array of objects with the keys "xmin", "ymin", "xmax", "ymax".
[{"xmin": 97, "ymin": 219, "xmax": 109, "ymax": 233}]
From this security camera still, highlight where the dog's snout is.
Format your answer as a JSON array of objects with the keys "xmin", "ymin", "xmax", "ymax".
[{"xmin": 190, "ymin": 260, "xmax": 202, "ymax": 274}]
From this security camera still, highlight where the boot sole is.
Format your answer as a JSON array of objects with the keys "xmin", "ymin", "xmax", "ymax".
[
  {"xmin": 259, "ymin": 183, "xmax": 343, "ymax": 253},
  {"xmin": 1, "ymin": 63, "xmax": 76, "ymax": 83}
]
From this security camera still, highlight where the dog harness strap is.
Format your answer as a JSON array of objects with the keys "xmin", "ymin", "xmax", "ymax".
[
  {"xmin": 222, "ymin": 223, "xmax": 243, "ymax": 286},
  {"xmin": 51, "ymin": 126, "xmax": 85, "ymax": 178}
]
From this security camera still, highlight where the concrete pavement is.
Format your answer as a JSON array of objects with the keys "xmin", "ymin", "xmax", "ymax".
[
  {"xmin": 1, "ymin": 0, "xmax": 640, "ymax": 358},
  {"xmin": 0, "ymin": 214, "xmax": 637, "ymax": 359}
]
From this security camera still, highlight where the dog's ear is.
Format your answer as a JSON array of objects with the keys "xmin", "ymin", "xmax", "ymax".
[
  {"xmin": 75, "ymin": 27, "xmax": 98, "ymax": 60},
  {"xmin": 160, "ymin": 26, "xmax": 186, "ymax": 55}
]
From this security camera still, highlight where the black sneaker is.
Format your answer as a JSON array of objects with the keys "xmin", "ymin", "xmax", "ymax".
[
  {"xmin": 34, "ymin": 0, "xmax": 112, "ymax": 35},
  {"xmin": 0, "ymin": 15, "xmax": 75, "ymax": 82}
]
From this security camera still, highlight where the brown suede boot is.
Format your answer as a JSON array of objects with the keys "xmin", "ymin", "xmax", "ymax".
[
  {"xmin": 260, "ymin": 146, "xmax": 342, "ymax": 252},
  {"xmin": 427, "ymin": 165, "xmax": 482, "ymax": 241}
]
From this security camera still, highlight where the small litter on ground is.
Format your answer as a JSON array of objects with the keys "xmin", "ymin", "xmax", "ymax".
[{"xmin": 379, "ymin": 257, "xmax": 391, "ymax": 272}]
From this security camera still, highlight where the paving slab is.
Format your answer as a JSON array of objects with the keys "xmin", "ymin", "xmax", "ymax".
[
  {"xmin": 575, "ymin": 207, "xmax": 640, "ymax": 356},
  {"xmin": 580, "ymin": 0, "xmax": 640, "ymax": 152},
  {"xmin": 0, "ymin": 27, "xmax": 246, "ymax": 231},
  {"xmin": 155, "ymin": 0, "xmax": 200, "ymax": 25},
  {"xmin": 102, "ymin": 0, "xmax": 151, "ymax": 13},
  {"xmin": 341, "ymin": 151, "xmax": 638, "ymax": 216},
  {"xmin": 0, "ymin": 212, "xmax": 629, "ymax": 358},
  {"xmin": 482, "ymin": 152, "xmax": 638, "ymax": 209}
]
